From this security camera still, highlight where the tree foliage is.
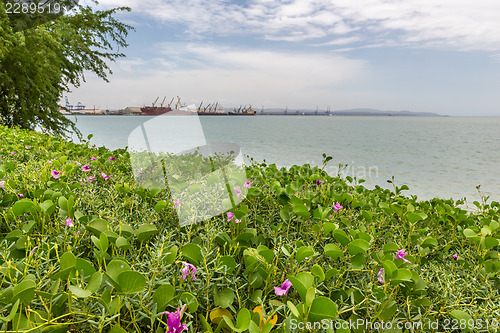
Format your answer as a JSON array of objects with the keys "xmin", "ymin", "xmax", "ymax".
[{"xmin": 0, "ymin": 0, "xmax": 132, "ymax": 137}]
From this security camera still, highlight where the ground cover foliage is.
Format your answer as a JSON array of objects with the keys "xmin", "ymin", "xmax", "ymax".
[{"xmin": 1, "ymin": 124, "xmax": 500, "ymax": 332}]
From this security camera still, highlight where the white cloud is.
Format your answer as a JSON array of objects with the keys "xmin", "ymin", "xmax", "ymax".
[
  {"xmin": 67, "ymin": 43, "xmax": 366, "ymax": 109},
  {"xmin": 94, "ymin": 0, "xmax": 500, "ymax": 51}
]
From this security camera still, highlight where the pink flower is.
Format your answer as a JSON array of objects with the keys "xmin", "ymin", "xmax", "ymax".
[
  {"xmin": 316, "ymin": 180, "xmax": 324, "ymax": 185},
  {"xmin": 51, "ymin": 170, "xmax": 60, "ymax": 179},
  {"xmin": 171, "ymin": 200, "xmax": 179, "ymax": 209},
  {"xmin": 25, "ymin": 146, "xmax": 31, "ymax": 149},
  {"xmin": 75, "ymin": 161, "xmax": 82, "ymax": 166},
  {"xmin": 181, "ymin": 262, "xmax": 197, "ymax": 280},
  {"xmin": 81, "ymin": 165, "xmax": 91, "ymax": 172},
  {"xmin": 244, "ymin": 179, "xmax": 252, "ymax": 189},
  {"xmin": 18, "ymin": 194, "xmax": 23, "ymax": 198},
  {"xmin": 109, "ymin": 156, "xmax": 116, "ymax": 161},
  {"xmin": 87, "ymin": 176, "xmax": 95, "ymax": 182},
  {"xmin": 274, "ymin": 279, "xmax": 293, "ymax": 296},
  {"xmin": 11, "ymin": 151, "xmax": 15, "ymax": 155},
  {"xmin": 0, "ymin": 181, "xmax": 5, "ymax": 189},
  {"xmin": 333, "ymin": 202, "xmax": 343, "ymax": 213},
  {"xmin": 235, "ymin": 219, "xmax": 241, "ymax": 224},
  {"xmin": 91, "ymin": 157, "xmax": 97, "ymax": 161},
  {"xmin": 65, "ymin": 218, "xmax": 73, "ymax": 227},
  {"xmin": 395, "ymin": 249, "xmax": 411, "ymax": 264},
  {"xmin": 101, "ymin": 172, "xmax": 111, "ymax": 180},
  {"xmin": 227, "ymin": 212, "xmax": 235, "ymax": 222},
  {"xmin": 163, "ymin": 305, "xmax": 188, "ymax": 333},
  {"xmin": 234, "ymin": 187, "xmax": 242, "ymax": 197},
  {"xmin": 377, "ymin": 268, "xmax": 384, "ymax": 283},
  {"xmin": 452, "ymin": 254, "xmax": 458, "ymax": 260}
]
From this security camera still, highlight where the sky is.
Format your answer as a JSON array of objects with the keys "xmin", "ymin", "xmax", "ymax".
[{"xmin": 66, "ymin": 0, "xmax": 500, "ymax": 116}]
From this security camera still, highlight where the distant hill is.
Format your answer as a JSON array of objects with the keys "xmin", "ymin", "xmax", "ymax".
[{"xmin": 257, "ymin": 107, "xmax": 444, "ymax": 117}]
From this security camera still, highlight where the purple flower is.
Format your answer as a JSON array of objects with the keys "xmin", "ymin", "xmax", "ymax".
[
  {"xmin": 65, "ymin": 218, "xmax": 73, "ymax": 227},
  {"xmin": 101, "ymin": 172, "xmax": 111, "ymax": 180},
  {"xmin": 109, "ymin": 156, "xmax": 116, "ymax": 161},
  {"xmin": 234, "ymin": 187, "xmax": 242, "ymax": 197},
  {"xmin": 452, "ymin": 254, "xmax": 458, "ymax": 260},
  {"xmin": 0, "ymin": 181, "xmax": 5, "ymax": 189},
  {"xmin": 51, "ymin": 170, "xmax": 60, "ymax": 179},
  {"xmin": 18, "ymin": 194, "xmax": 23, "ymax": 198},
  {"xmin": 244, "ymin": 179, "xmax": 252, "ymax": 189},
  {"xmin": 30, "ymin": 246, "xmax": 38, "ymax": 256},
  {"xmin": 11, "ymin": 151, "xmax": 15, "ymax": 155},
  {"xmin": 25, "ymin": 146, "xmax": 31, "ymax": 149},
  {"xmin": 227, "ymin": 212, "xmax": 235, "ymax": 222},
  {"xmin": 163, "ymin": 306, "xmax": 188, "ymax": 333},
  {"xmin": 235, "ymin": 219, "xmax": 241, "ymax": 224},
  {"xmin": 181, "ymin": 262, "xmax": 197, "ymax": 280},
  {"xmin": 333, "ymin": 202, "xmax": 343, "ymax": 213},
  {"xmin": 316, "ymin": 180, "xmax": 324, "ymax": 185},
  {"xmin": 81, "ymin": 165, "xmax": 91, "ymax": 172},
  {"xmin": 274, "ymin": 279, "xmax": 293, "ymax": 296},
  {"xmin": 170, "ymin": 200, "xmax": 179, "ymax": 209},
  {"xmin": 395, "ymin": 249, "xmax": 411, "ymax": 264},
  {"xmin": 91, "ymin": 157, "xmax": 97, "ymax": 161},
  {"xmin": 377, "ymin": 268, "xmax": 384, "ymax": 283}
]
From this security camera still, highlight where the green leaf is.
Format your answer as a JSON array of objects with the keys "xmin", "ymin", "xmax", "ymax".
[
  {"xmin": 421, "ymin": 237, "xmax": 438, "ymax": 248},
  {"xmin": 382, "ymin": 242, "xmax": 399, "ymax": 253},
  {"xmin": 12, "ymin": 199, "xmax": 35, "ymax": 216},
  {"xmin": 324, "ymin": 243, "xmax": 343, "ymax": 261},
  {"xmin": 347, "ymin": 239, "xmax": 370, "ymax": 255},
  {"xmin": 68, "ymin": 285, "xmax": 92, "ymax": 298},
  {"xmin": 182, "ymin": 243, "xmax": 203, "ymax": 265},
  {"xmin": 105, "ymin": 258, "xmax": 131, "ymax": 287},
  {"xmin": 308, "ymin": 297, "xmax": 338, "ymax": 322},
  {"xmin": 0, "ymin": 299, "xmax": 20, "ymax": 323},
  {"xmin": 223, "ymin": 308, "xmax": 251, "ymax": 333},
  {"xmin": 287, "ymin": 301, "xmax": 300, "ymax": 318},
  {"xmin": 218, "ymin": 256, "xmax": 237, "ymax": 274},
  {"xmin": 86, "ymin": 218, "xmax": 108, "ymax": 236},
  {"xmin": 292, "ymin": 204, "xmax": 311, "ymax": 219},
  {"xmin": 295, "ymin": 246, "xmax": 314, "ymax": 263},
  {"xmin": 180, "ymin": 292, "xmax": 199, "ymax": 312},
  {"xmin": 390, "ymin": 269, "xmax": 413, "ymax": 285},
  {"xmin": 305, "ymin": 287, "xmax": 316, "ymax": 307},
  {"xmin": 116, "ymin": 271, "xmax": 146, "ymax": 294},
  {"xmin": 287, "ymin": 272, "xmax": 313, "ymax": 302},
  {"xmin": 279, "ymin": 206, "xmax": 291, "ymax": 221},
  {"xmin": 333, "ymin": 229, "xmax": 349, "ymax": 246},
  {"xmin": 12, "ymin": 279, "xmax": 36, "ymax": 306},
  {"xmin": 115, "ymin": 236, "xmax": 131, "ymax": 250},
  {"xmin": 311, "ymin": 264, "xmax": 325, "ymax": 282},
  {"xmin": 109, "ymin": 323, "xmax": 128, "ymax": 333},
  {"xmin": 135, "ymin": 224, "xmax": 158, "ymax": 242},
  {"xmin": 50, "ymin": 251, "xmax": 77, "ymax": 280},
  {"xmin": 214, "ymin": 288, "xmax": 234, "ymax": 308},
  {"xmin": 154, "ymin": 200, "xmax": 168, "ymax": 213},
  {"xmin": 449, "ymin": 310, "xmax": 473, "ymax": 332},
  {"xmin": 407, "ymin": 212, "xmax": 424, "ymax": 224},
  {"xmin": 153, "ymin": 284, "xmax": 175, "ymax": 311},
  {"xmin": 362, "ymin": 210, "xmax": 373, "ymax": 222},
  {"xmin": 87, "ymin": 272, "xmax": 102, "ymax": 293}
]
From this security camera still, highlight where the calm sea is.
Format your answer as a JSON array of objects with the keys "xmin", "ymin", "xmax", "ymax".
[{"xmin": 68, "ymin": 115, "xmax": 500, "ymax": 204}]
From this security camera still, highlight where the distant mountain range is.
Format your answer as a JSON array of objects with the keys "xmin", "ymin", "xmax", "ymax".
[{"xmin": 257, "ymin": 108, "xmax": 445, "ymax": 117}]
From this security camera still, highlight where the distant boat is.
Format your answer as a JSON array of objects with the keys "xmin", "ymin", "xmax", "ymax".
[{"xmin": 140, "ymin": 106, "xmax": 172, "ymax": 115}]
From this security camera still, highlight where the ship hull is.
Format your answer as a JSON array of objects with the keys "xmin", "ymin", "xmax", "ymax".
[{"xmin": 140, "ymin": 106, "xmax": 172, "ymax": 115}]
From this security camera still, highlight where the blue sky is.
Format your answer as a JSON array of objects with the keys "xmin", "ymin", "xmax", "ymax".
[{"xmin": 68, "ymin": 0, "xmax": 500, "ymax": 116}]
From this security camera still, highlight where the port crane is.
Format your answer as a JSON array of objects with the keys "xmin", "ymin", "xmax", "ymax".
[
  {"xmin": 151, "ymin": 97, "xmax": 159, "ymax": 107},
  {"xmin": 160, "ymin": 96, "xmax": 166, "ymax": 108}
]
